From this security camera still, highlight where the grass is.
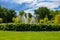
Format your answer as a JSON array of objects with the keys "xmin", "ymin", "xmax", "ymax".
[{"xmin": 0, "ymin": 31, "xmax": 60, "ymax": 40}]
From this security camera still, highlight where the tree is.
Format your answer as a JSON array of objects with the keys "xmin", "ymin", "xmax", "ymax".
[
  {"xmin": 7, "ymin": 9, "xmax": 16, "ymax": 22},
  {"xmin": 28, "ymin": 13, "xmax": 32, "ymax": 18},
  {"xmin": 49, "ymin": 10, "xmax": 60, "ymax": 20},
  {"xmin": 49, "ymin": 10, "xmax": 55, "ymax": 20},
  {"xmin": 19, "ymin": 10, "xmax": 26, "ymax": 23},
  {"xmin": 0, "ymin": 6, "xmax": 8, "ymax": 18},
  {"xmin": 34, "ymin": 7, "xmax": 50, "ymax": 22},
  {"xmin": 19, "ymin": 10, "xmax": 25, "ymax": 16},
  {"xmin": 0, "ymin": 6, "xmax": 16, "ymax": 23},
  {"xmin": 28, "ymin": 13, "xmax": 32, "ymax": 23},
  {"xmin": 47, "ymin": 14, "xmax": 53, "ymax": 20},
  {"xmin": 0, "ymin": 6, "xmax": 8, "ymax": 22}
]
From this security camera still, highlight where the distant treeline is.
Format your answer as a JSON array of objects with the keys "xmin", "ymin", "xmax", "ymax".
[{"xmin": 0, "ymin": 6, "xmax": 60, "ymax": 24}]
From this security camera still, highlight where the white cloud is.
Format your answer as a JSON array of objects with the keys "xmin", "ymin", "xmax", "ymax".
[
  {"xmin": 12, "ymin": 0, "xmax": 60, "ymax": 13},
  {"xmin": 36, "ymin": 2, "xmax": 60, "ymax": 9},
  {"xmin": 25, "ymin": 9, "xmax": 34, "ymax": 14},
  {"xmin": 2, "ymin": 0, "xmax": 60, "ymax": 9},
  {"xmin": 26, "ymin": 0, "xmax": 60, "ymax": 11},
  {"xmin": 13, "ymin": 0, "xmax": 34, "ymax": 4},
  {"xmin": 1, "ymin": 0, "xmax": 60, "ymax": 13},
  {"xmin": 47, "ymin": 0, "xmax": 60, "ymax": 2}
]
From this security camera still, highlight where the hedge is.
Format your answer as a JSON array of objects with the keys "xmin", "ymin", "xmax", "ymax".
[{"xmin": 0, "ymin": 23, "xmax": 60, "ymax": 31}]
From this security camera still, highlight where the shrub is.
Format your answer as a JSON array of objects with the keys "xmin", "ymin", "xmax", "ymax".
[
  {"xmin": 54, "ymin": 14, "xmax": 60, "ymax": 24},
  {"xmin": 12, "ymin": 17, "xmax": 20, "ymax": 23},
  {"xmin": 12, "ymin": 17, "xmax": 15, "ymax": 22},
  {"xmin": 40, "ymin": 19, "xmax": 44, "ymax": 24},
  {"xmin": 0, "ymin": 23, "xmax": 60, "ymax": 31},
  {"xmin": 0, "ymin": 18, "xmax": 3, "ymax": 23},
  {"xmin": 44, "ymin": 17, "xmax": 48, "ymax": 23}
]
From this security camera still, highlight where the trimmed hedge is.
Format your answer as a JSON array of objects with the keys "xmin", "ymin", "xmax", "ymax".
[{"xmin": 0, "ymin": 23, "xmax": 60, "ymax": 31}]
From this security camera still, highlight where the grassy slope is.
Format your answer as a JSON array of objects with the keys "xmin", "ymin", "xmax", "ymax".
[{"xmin": 0, "ymin": 31, "xmax": 60, "ymax": 40}]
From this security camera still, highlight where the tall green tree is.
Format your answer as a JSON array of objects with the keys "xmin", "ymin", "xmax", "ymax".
[
  {"xmin": 19, "ymin": 10, "xmax": 25, "ymax": 23},
  {"xmin": 0, "ymin": 6, "xmax": 16, "ymax": 23},
  {"xmin": 28, "ymin": 13, "xmax": 32, "ymax": 18},
  {"xmin": 49, "ymin": 10, "xmax": 60, "ymax": 20},
  {"xmin": 6, "ymin": 9, "xmax": 16, "ymax": 22},
  {"xmin": 28, "ymin": 13, "xmax": 32, "ymax": 23},
  {"xmin": 19, "ymin": 10, "xmax": 25, "ymax": 16},
  {"xmin": 34, "ymin": 7, "xmax": 50, "ymax": 22}
]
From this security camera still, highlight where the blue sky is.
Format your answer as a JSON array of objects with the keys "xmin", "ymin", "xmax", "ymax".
[{"xmin": 0, "ymin": 0, "xmax": 60, "ymax": 14}]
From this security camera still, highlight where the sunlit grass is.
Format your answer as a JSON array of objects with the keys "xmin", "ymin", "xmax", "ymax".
[{"xmin": 0, "ymin": 31, "xmax": 60, "ymax": 40}]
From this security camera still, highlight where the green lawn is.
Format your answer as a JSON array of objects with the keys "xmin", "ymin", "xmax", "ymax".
[{"xmin": 0, "ymin": 31, "xmax": 60, "ymax": 40}]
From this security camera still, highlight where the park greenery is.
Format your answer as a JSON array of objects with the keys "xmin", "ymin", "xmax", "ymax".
[
  {"xmin": 0, "ymin": 6, "xmax": 60, "ymax": 31},
  {"xmin": 0, "ymin": 6, "xmax": 60, "ymax": 24}
]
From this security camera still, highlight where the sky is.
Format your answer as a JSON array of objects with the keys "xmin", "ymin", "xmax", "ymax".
[{"xmin": 0, "ymin": 0, "xmax": 60, "ymax": 14}]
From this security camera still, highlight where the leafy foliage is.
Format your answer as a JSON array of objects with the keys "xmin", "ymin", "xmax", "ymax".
[
  {"xmin": 54, "ymin": 14, "xmax": 60, "ymax": 24},
  {"xmin": 0, "ymin": 18, "xmax": 3, "ymax": 23},
  {"xmin": 12, "ymin": 17, "xmax": 20, "ymax": 23},
  {"xmin": 34, "ymin": 7, "xmax": 50, "ymax": 19},
  {"xmin": 0, "ymin": 6, "xmax": 16, "ymax": 23},
  {"xmin": 0, "ymin": 5, "xmax": 60, "ymax": 24},
  {"xmin": 19, "ymin": 10, "xmax": 25, "ymax": 16},
  {"xmin": 0, "ymin": 23, "xmax": 60, "ymax": 31}
]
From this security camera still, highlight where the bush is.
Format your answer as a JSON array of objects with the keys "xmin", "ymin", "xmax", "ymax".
[
  {"xmin": 40, "ymin": 19, "xmax": 44, "ymax": 24},
  {"xmin": 44, "ymin": 17, "xmax": 48, "ymax": 23},
  {"xmin": 54, "ymin": 14, "xmax": 60, "ymax": 24},
  {"xmin": 12, "ymin": 17, "xmax": 20, "ymax": 23},
  {"xmin": 0, "ymin": 23, "xmax": 60, "ymax": 31},
  {"xmin": 0, "ymin": 18, "xmax": 3, "ymax": 23}
]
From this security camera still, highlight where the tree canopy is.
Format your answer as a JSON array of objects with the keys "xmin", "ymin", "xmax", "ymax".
[{"xmin": 0, "ymin": 5, "xmax": 60, "ymax": 23}]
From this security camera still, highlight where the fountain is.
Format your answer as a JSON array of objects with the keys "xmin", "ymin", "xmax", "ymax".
[{"xmin": 19, "ymin": 13, "xmax": 37, "ymax": 24}]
